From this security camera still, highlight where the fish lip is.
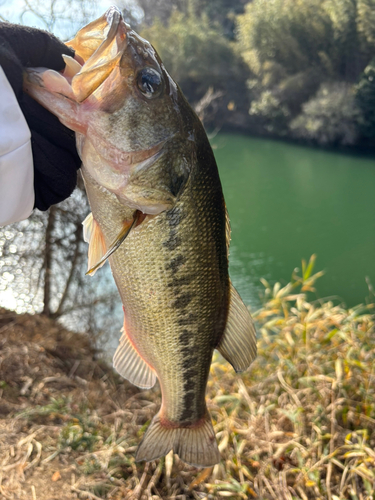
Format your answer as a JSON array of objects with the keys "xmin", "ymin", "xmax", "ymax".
[{"xmin": 105, "ymin": 6, "xmax": 129, "ymax": 30}]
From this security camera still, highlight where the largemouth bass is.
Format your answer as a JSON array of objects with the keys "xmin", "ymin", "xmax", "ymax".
[{"xmin": 24, "ymin": 7, "xmax": 257, "ymax": 467}]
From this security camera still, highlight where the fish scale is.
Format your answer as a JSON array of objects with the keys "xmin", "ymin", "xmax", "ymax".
[
  {"xmin": 83, "ymin": 142, "xmax": 228, "ymax": 425},
  {"xmin": 24, "ymin": 6, "xmax": 257, "ymax": 467}
]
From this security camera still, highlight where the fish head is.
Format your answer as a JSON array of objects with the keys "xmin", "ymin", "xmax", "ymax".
[{"xmin": 24, "ymin": 7, "xmax": 195, "ymax": 214}]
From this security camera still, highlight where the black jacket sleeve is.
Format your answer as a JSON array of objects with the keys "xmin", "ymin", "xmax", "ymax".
[{"xmin": 0, "ymin": 22, "xmax": 82, "ymax": 211}]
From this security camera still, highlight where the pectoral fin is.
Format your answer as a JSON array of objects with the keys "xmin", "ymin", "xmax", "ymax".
[
  {"xmin": 114, "ymin": 322, "xmax": 156, "ymax": 389},
  {"xmin": 82, "ymin": 213, "xmax": 107, "ymax": 276},
  {"xmin": 217, "ymin": 282, "xmax": 257, "ymax": 372},
  {"xmin": 86, "ymin": 211, "xmax": 140, "ymax": 276}
]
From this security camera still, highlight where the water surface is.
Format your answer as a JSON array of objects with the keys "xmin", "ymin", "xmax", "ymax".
[{"xmin": 212, "ymin": 134, "xmax": 375, "ymax": 308}]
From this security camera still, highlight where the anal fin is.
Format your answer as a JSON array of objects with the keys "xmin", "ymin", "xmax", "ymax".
[
  {"xmin": 113, "ymin": 325, "xmax": 156, "ymax": 389},
  {"xmin": 217, "ymin": 282, "xmax": 257, "ymax": 372}
]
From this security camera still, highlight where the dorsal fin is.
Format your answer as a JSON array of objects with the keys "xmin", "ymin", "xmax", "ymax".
[
  {"xmin": 82, "ymin": 213, "xmax": 107, "ymax": 276},
  {"xmin": 217, "ymin": 282, "xmax": 257, "ymax": 372}
]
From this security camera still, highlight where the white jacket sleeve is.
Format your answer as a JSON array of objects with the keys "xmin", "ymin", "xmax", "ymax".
[{"xmin": 0, "ymin": 66, "xmax": 34, "ymax": 226}]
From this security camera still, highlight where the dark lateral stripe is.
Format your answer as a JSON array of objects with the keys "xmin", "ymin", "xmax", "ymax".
[
  {"xmin": 166, "ymin": 254, "xmax": 186, "ymax": 273},
  {"xmin": 178, "ymin": 313, "xmax": 197, "ymax": 326},
  {"xmin": 163, "ymin": 231, "xmax": 181, "ymax": 250},
  {"xmin": 165, "ymin": 205, "xmax": 185, "ymax": 227},
  {"xmin": 179, "ymin": 329, "xmax": 191, "ymax": 345},
  {"xmin": 173, "ymin": 293, "xmax": 193, "ymax": 309}
]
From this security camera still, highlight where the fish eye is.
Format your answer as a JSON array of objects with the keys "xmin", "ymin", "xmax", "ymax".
[{"xmin": 136, "ymin": 67, "xmax": 163, "ymax": 99}]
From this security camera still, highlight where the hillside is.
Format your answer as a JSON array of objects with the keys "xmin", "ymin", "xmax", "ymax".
[{"xmin": 0, "ymin": 260, "xmax": 374, "ymax": 499}]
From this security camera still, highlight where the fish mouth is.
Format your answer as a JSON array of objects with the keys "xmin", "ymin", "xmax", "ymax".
[{"xmin": 24, "ymin": 6, "xmax": 131, "ymax": 105}]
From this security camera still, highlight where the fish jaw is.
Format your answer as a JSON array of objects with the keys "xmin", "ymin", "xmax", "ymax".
[
  {"xmin": 66, "ymin": 6, "xmax": 128, "ymax": 65},
  {"xmin": 23, "ymin": 6, "xmax": 186, "ymax": 215},
  {"xmin": 24, "ymin": 62, "xmax": 180, "ymax": 214},
  {"xmin": 24, "ymin": 63, "xmax": 179, "ymax": 214}
]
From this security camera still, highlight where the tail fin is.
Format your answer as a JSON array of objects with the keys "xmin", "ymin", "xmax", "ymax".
[{"xmin": 135, "ymin": 412, "xmax": 220, "ymax": 468}]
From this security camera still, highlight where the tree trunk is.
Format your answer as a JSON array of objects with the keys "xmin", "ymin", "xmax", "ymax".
[
  {"xmin": 42, "ymin": 206, "xmax": 56, "ymax": 316},
  {"xmin": 52, "ymin": 220, "xmax": 83, "ymax": 319}
]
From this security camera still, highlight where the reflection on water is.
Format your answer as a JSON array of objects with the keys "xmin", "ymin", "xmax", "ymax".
[
  {"xmin": 229, "ymin": 246, "xmax": 275, "ymax": 308},
  {"xmin": 213, "ymin": 133, "xmax": 375, "ymax": 308}
]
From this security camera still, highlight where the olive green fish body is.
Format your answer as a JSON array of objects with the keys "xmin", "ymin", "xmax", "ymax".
[
  {"xmin": 84, "ymin": 128, "xmax": 229, "ymax": 428},
  {"xmin": 23, "ymin": 7, "xmax": 257, "ymax": 467}
]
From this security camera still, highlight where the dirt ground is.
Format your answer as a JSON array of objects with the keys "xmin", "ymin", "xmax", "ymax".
[{"xmin": 0, "ymin": 308, "xmax": 144, "ymax": 499}]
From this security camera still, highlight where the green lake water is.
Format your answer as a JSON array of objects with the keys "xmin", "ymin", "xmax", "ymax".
[{"xmin": 211, "ymin": 133, "xmax": 375, "ymax": 309}]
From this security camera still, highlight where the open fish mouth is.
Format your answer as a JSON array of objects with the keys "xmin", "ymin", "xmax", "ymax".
[
  {"xmin": 24, "ymin": 6, "xmax": 176, "ymax": 207},
  {"xmin": 24, "ymin": 7, "xmax": 129, "ymax": 104}
]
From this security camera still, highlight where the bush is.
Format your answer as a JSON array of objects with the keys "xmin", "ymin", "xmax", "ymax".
[
  {"xmin": 141, "ymin": 11, "xmax": 249, "ymax": 108},
  {"xmin": 249, "ymin": 90, "xmax": 290, "ymax": 134},
  {"xmin": 355, "ymin": 58, "xmax": 375, "ymax": 138},
  {"xmin": 290, "ymin": 82, "xmax": 362, "ymax": 145},
  {"xmin": 237, "ymin": 0, "xmax": 334, "ymax": 76}
]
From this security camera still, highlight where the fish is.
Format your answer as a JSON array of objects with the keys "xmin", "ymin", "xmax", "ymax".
[{"xmin": 23, "ymin": 7, "xmax": 257, "ymax": 467}]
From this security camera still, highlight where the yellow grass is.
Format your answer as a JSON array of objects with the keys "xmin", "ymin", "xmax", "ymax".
[{"xmin": 0, "ymin": 256, "xmax": 374, "ymax": 499}]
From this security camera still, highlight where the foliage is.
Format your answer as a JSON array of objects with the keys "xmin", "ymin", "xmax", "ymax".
[
  {"xmin": 237, "ymin": 0, "xmax": 334, "ymax": 76},
  {"xmin": 356, "ymin": 0, "xmax": 375, "ymax": 53},
  {"xmin": 137, "ymin": 0, "xmax": 248, "ymax": 38},
  {"xmin": 1, "ymin": 259, "xmax": 374, "ymax": 498},
  {"xmin": 141, "ymin": 9, "xmax": 250, "ymax": 122},
  {"xmin": 135, "ymin": 0, "xmax": 186, "ymax": 26},
  {"xmin": 355, "ymin": 58, "xmax": 375, "ymax": 138},
  {"xmin": 249, "ymin": 90, "xmax": 290, "ymax": 134},
  {"xmin": 290, "ymin": 82, "xmax": 363, "ymax": 146},
  {"xmin": 236, "ymin": 0, "xmax": 375, "ymax": 143}
]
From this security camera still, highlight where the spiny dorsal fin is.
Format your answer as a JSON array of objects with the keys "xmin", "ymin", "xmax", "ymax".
[
  {"xmin": 82, "ymin": 213, "xmax": 107, "ymax": 276},
  {"xmin": 113, "ymin": 326, "xmax": 156, "ymax": 389},
  {"xmin": 217, "ymin": 282, "xmax": 257, "ymax": 372}
]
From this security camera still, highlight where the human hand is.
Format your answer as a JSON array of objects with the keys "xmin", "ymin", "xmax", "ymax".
[{"xmin": 0, "ymin": 22, "xmax": 81, "ymax": 210}]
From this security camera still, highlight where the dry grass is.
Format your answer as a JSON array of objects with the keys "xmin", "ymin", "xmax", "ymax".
[{"xmin": 0, "ymin": 256, "xmax": 374, "ymax": 499}]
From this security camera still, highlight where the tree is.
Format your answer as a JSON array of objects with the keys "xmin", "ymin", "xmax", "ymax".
[
  {"xmin": 355, "ymin": 58, "xmax": 375, "ymax": 138},
  {"xmin": 136, "ymin": 0, "xmax": 248, "ymax": 38},
  {"xmin": 141, "ymin": 9, "xmax": 250, "ymax": 126},
  {"xmin": 290, "ymin": 82, "xmax": 362, "ymax": 146},
  {"xmin": 237, "ymin": 0, "xmax": 334, "ymax": 77},
  {"xmin": 357, "ymin": 0, "xmax": 375, "ymax": 54}
]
